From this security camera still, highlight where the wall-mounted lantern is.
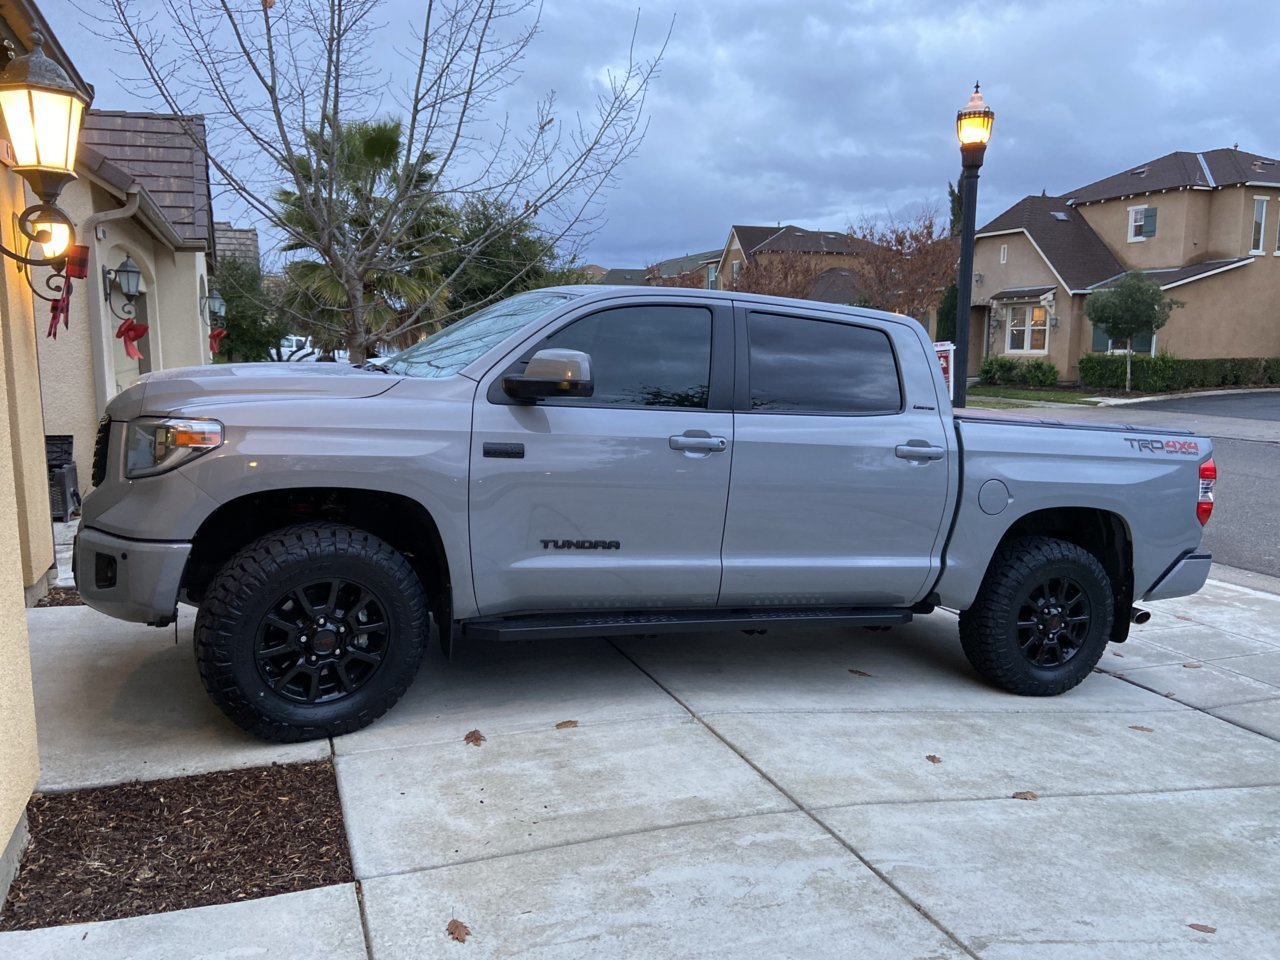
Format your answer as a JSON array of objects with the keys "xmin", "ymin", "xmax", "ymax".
[
  {"xmin": 103, "ymin": 254, "xmax": 142, "ymax": 320},
  {"xmin": 0, "ymin": 31, "xmax": 88, "ymax": 268},
  {"xmin": 202, "ymin": 286, "xmax": 229, "ymax": 353}
]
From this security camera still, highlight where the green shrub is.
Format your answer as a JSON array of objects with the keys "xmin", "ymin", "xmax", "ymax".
[
  {"xmin": 979, "ymin": 355, "xmax": 1021, "ymax": 385},
  {"xmin": 1078, "ymin": 353, "xmax": 1280, "ymax": 391},
  {"xmin": 1020, "ymin": 359, "xmax": 1059, "ymax": 387}
]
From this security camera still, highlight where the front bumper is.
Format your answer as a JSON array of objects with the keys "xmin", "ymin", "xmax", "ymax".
[
  {"xmin": 1143, "ymin": 552, "xmax": 1212, "ymax": 602},
  {"xmin": 74, "ymin": 526, "xmax": 191, "ymax": 626}
]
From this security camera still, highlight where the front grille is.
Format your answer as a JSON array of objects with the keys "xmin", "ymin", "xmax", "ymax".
[{"xmin": 91, "ymin": 416, "xmax": 110, "ymax": 487}]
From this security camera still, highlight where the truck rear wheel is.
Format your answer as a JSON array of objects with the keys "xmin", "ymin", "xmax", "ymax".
[
  {"xmin": 194, "ymin": 524, "xmax": 429, "ymax": 742},
  {"xmin": 958, "ymin": 536, "xmax": 1114, "ymax": 696}
]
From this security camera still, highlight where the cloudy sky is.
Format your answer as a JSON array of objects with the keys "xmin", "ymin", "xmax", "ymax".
[{"xmin": 55, "ymin": 0, "xmax": 1277, "ymax": 269}]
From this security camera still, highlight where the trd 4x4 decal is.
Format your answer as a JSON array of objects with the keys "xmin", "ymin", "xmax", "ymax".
[{"xmin": 1125, "ymin": 438, "xmax": 1200, "ymax": 455}]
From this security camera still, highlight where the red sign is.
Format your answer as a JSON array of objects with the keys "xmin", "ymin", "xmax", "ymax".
[{"xmin": 934, "ymin": 341, "xmax": 955, "ymax": 400}]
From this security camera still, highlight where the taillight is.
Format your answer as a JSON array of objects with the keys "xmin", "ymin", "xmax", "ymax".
[{"xmin": 1197, "ymin": 457, "xmax": 1216, "ymax": 526}]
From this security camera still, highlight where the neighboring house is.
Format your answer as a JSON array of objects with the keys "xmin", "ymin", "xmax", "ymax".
[
  {"xmin": 0, "ymin": 0, "xmax": 90, "ymax": 906},
  {"xmin": 714, "ymin": 224, "xmax": 875, "ymax": 303},
  {"xmin": 970, "ymin": 148, "xmax": 1280, "ymax": 380},
  {"xmin": 214, "ymin": 220, "xmax": 261, "ymax": 265},
  {"xmin": 38, "ymin": 110, "xmax": 217, "ymax": 493},
  {"xmin": 579, "ymin": 263, "xmax": 607, "ymax": 283},
  {"xmin": 597, "ymin": 267, "xmax": 648, "ymax": 285},
  {"xmin": 646, "ymin": 248, "xmax": 723, "ymax": 288}
]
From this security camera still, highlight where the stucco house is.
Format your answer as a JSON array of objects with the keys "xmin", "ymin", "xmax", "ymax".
[
  {"xmin": 37, "ymin": 110, "xmax": 216, "ymax": 493},
  {"xmin": 0, "ymin": 0, "xmax": 90, "ymax": 903},
  {"xmin": 968, "ymin": 148, "xmax": 1280, "ymax": 380},
  {"xmin": 714, "ymin": 224, "xmax": 874, "ymax": 296}
]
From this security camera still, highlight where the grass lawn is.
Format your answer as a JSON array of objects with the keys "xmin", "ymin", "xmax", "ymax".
[{"xmin": 966, "ymin": 385, "xmax": 1103, "ymax": 405}]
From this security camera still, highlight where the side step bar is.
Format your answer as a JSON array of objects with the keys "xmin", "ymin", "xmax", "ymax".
[{"xmin": 462, "ymin": 606, "xmax": 913, "ymax": 642}]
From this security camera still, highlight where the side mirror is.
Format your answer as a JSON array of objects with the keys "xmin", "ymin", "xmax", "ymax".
[{"xmin": 502, "ymin": 348, "xmax": 594, "ymax": 402}]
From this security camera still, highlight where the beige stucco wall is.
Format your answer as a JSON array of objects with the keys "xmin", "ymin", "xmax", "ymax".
[
  {"xmin": 39, "ymin": 177, "xmax": 211, "ymax": 490},
  {"xmin": 0, "ymin": 167, "xmax": 42, "ymax": 869},
  {"xmin": 1157, "ymin": 259, "xmax": 1280, "ymax": 359}
]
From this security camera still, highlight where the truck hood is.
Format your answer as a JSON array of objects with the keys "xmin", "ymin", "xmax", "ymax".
[{"xmin": 106, "ymin": 363, "xmax": 403, "ymax": 419}]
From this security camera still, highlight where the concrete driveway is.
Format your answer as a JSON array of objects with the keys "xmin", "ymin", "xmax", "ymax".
[{"xmin": 7, "ymin": 575, "xmax": 1280, "ymax": 959}]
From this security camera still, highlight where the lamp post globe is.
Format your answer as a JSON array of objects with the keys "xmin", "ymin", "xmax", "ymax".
[{"xmin": 952, "ymin": 82, "xmax": 994, "ymax": 408}]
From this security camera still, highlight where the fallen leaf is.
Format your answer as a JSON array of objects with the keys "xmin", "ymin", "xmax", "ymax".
[
  {"xmin": 848, "ymin": 669, "xmax": 872, "ymax": 677},
  {"xmin": 554, "ymin": 720, "xmax": 579, "ymax": 730},
  {"xmin": 1112, "ymin": 651, "xmax": 1124, "ymax": 657},
  {"xmin": 1182, "ymin": 662, "xmax": 1202, "ymax": 669},
  {"xmin": 447, "ymin": 918, "xmax": 471, "ymax": 942},
  {"xmin": 1176, "ymin": 614, "xmax": 1193, "ymax": 622},
  {"xmin": 1188, "ymin": 923, "xmax": 1216, "ymax": 934},
  {"xmin": 925, "ymin": 754, "xmax": 942, "ymax": 764},
  {"xmin": 1011, "ymin": 790, "xmax": 1039, "ymax": 801},
  {"xmin": 463, "ymin": 729, "xmax": 486, "ymax": 747},
  {"xmin": 1129, "ymin": 725, "xmax": 1154, "ymax": 733}
]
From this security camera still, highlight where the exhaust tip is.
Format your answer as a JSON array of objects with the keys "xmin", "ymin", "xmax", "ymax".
[{"xmin": 1131, "ymin": 607, "xmax": 1152, "ymax": 625}]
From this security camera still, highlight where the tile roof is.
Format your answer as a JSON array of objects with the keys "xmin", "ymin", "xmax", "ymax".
[
  {"xmin": 977, "ymin": 195, "xmax": 1124, "ymax": 292},
  {"xmin": 1088, "ymin": 257, "xmax": 1253, "ymax": 291},
  {"xmin": 597, "ymin": 268, "xmax": 648, "ymax": 285},
  {"xmin": 733, "ymin": 225, "xmax": 876, "ymax": 257},
  {"xmin": 79, "ymin": 110, "xmax": 214, "ymax": 250},
  {"xmin": 653, "ymin": 248, "xmax": 722, "ymax": 277},
  {"xmin": 1067, "ymin": 149, "xmax": 1280, "ymax": 204},
  {"xmin": 807, "ymin": 267, "xmax": 863, "ymax": 305},
  {"xmin": 214, "ymin": 221, "xmax": 261, "ymax": 265}
]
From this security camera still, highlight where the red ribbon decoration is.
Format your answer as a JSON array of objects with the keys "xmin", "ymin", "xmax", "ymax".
[
  {"xmin": 115, "ymin": 319, "xmax": 149, "ymax": 360},
  {"xmin": 209, "ymin": 327, "xmax": 229, "ymax": 354},
  {"xmin": 47, "ymin": 280, "xmax": 72, "ymax": 339}
]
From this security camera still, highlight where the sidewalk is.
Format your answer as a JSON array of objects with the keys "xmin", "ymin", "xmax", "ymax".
[{"xmin": 5, "ymin": 572, "xmax": 1280, "ymax": 958}]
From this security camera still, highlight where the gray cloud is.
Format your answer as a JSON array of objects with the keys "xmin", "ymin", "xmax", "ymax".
[{"xmin": 59, "ymin": 0, "xmax": 1278, "ymax": 269}]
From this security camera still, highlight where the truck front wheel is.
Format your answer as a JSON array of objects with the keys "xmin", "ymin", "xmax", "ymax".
[
  {"xmin": 958, "ymin": 536, "xmax": 1114, "ymax": 696},
  {"xmin": 194, "ymin": 524, "xmax": 429, "ymax": 742}
]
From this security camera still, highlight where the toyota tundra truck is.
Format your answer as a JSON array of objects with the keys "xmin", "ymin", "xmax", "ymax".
[{"xmin": 75, "ymin": 286, "xmax": 1216, "ymax": 741}]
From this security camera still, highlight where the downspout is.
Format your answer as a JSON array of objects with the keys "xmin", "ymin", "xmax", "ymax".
[{"xmin": 80, "ymin": 186, "xmax": 141, "ymax": 416}]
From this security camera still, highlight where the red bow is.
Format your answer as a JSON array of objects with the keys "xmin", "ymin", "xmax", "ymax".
[
  {"xmin": 115, "ymin": 319, "xmax": 149, "ymax": 360},
  {"xmin": 47, "ymin": 280, "xmax": 73, "ymax": 339},
  {"xmin": 209, "ymin": 327, "xmax": 229, "ymax": 354}
]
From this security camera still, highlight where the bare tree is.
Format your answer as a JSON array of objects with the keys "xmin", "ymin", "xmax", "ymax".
[
  {"xmin": 850, "ymin": 207, "xmax": 957, "ymax": 323},
  {"xmin": 644, "ymin": 263, "xmax": 705, "ymax": 288},
  {"xmin": 731, "ymin": 252, "xmax": 827, "ymax": 300},
  {"xmin": 97, "ymin": 0, "xmax": 667, "ymax": 360}
]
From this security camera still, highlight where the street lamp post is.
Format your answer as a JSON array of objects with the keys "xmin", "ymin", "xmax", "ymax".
[{"xmin": 953, "ymin": 82, "xmax": 994, "ymax": 408}]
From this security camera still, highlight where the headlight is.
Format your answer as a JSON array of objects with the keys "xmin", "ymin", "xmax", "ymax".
[{"xmin": 125, "ymin": 418, "xmax": 224, "ymax": 478}]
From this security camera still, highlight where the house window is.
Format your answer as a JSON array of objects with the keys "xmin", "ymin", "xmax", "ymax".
[
  {"xmin": 706, "ymin": 264, "xmax": 718, "ymax": 289},
  {"xmin": 1006, "ymin": 303, "xmax": 1048, "ymax": 352},
  {"xmin": 1128, "ymin": 204, "xmax": 1156, "ymax": 242},
  {"xmin": 999, "ymin": 243, "xmax": 1008, "ymax": 264},
  {"xmin": 1252, "ymin": 197, "xmax": 1268, "ymax": 254},
  {"xmin": 1091, "ymin": 325, "xmax": 1155, "ymax": 356},
  {"xmin": 731, "ymin": 259, "xmax": 741, "ymax": 286}
]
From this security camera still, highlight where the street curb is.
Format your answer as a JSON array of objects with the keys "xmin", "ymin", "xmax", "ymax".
[
  {"xmin": 1091, "ymin": 387, "xmax": 1280, "ymax": 407},
  {"xmin": 1207, "ymin": 562, "xmax": 1280, "ymax": 598}
]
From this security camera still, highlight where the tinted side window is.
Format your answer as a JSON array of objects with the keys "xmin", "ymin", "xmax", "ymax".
[
  {"xmin": 747, "ymin": 313, "xmax": 902, "ymax": 414},
  {"xmin": 542, "ymin": 305, "xmax": 712, "ymax": 408}
]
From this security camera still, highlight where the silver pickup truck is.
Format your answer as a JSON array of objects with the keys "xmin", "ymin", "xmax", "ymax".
[{"xmin": 76, "ymin": 287, "xmax": 1216, "ymax": 741}]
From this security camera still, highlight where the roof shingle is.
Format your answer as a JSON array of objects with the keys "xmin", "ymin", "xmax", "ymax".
[
  {"xmin": 977, "ymin": 196, "xmax": 1123, "ymax": 291},
  {"xmin": 80, "ymin": 111, "xmax": 214, "ymax": 250},
  {"xmin": 1067, "ymin": 148, "xmax": 1280, "ymax": 204}
]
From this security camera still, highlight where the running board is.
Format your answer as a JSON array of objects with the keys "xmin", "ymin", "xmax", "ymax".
[{"xmin": 462, "ymin": 606, "xmax": 913, "ymax": 642}]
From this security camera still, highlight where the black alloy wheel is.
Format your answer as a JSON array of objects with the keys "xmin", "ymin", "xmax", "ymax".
[
  {"xmin": 1013, "ymin": 575, "xmax": 1092, "ymax": 668},
  {"xmin": 255, "ymin": 579, "xmax": 392, "ymax": 704}
]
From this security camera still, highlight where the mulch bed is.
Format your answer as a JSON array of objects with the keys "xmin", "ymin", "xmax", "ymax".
[
  {"xmin": 35, "ymin": 587, "xmax": 85, "ymax": 607},
  {"xmin": 0, "ymin": 760, "xmax": 352, "ymax": 931}
]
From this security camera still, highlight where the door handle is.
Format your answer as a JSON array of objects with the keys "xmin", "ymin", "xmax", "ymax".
[
  {"xmin": 670, "ymin": 435, "xmax": 728, "ymax": 452},
  {"xmin": 895, "ymin": 443, "xmax": 945, "ymax": 461}
]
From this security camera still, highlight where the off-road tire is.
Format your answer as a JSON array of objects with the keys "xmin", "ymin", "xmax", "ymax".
[
  {"xmin": 958, "ymin": 536, "xmax": 1114, "ymax": 696},
  {"xmin": 195, "ymin": 524, "xmax": 429, "ymax": 742}
]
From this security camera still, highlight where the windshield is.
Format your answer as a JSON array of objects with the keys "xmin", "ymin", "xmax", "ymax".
[{"xmin": 380, "ymin": 290, "xmax": 580, "ymax": 378}]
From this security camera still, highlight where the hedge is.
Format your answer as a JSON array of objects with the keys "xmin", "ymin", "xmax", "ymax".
[
  {"xmin": 979, "ymin": 356, "xmax": 1060, "ymax": 387},
  {"xmin": 1077, "ymin": 353, "xmax": 1280, "ymax": 392}
]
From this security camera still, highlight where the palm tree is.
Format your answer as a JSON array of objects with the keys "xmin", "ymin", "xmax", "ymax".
[{"xmin": 275, "ymin": 120, "xmax": 452, "ymax": 360}]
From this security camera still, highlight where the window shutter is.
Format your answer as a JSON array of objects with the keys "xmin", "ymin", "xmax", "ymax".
[
  {"xmin": 1143, "ymin": 207, "xmax": 1157, "ymax": 237},
  {"xmin": 1132, "ymin": 330, "xmax": 1154, "ymax": 354},
  {"xmin": 1090, "ymin": 325, "xmax": 1110, "ymax": 352}
]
